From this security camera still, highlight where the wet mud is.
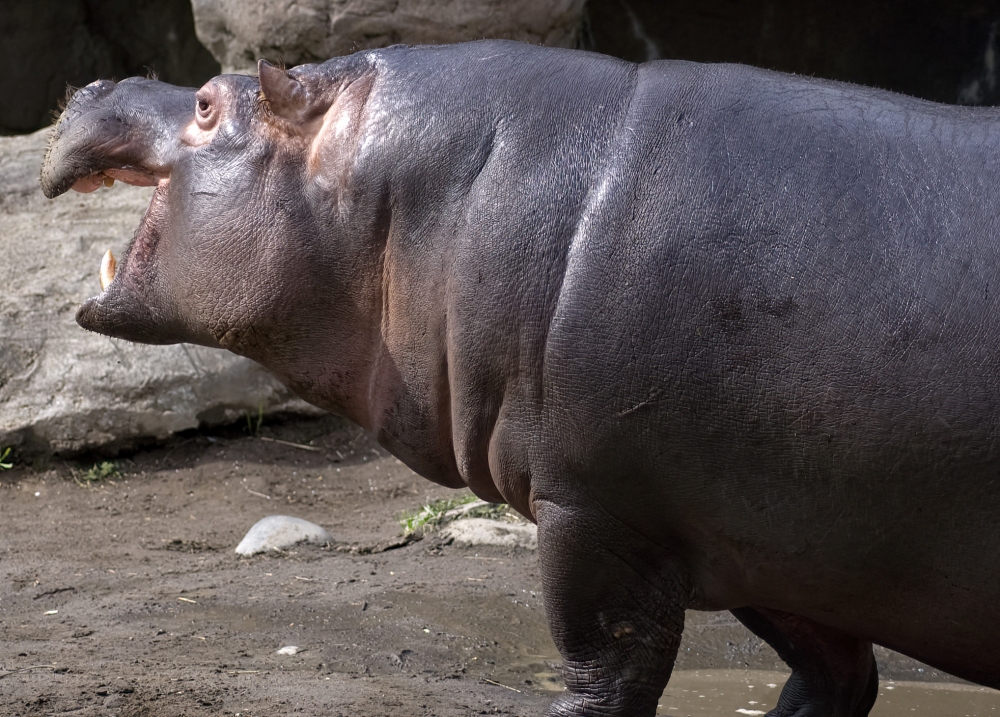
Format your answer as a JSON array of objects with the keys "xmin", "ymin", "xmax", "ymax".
[{"xmin": 1, "ymin": 416, "xmax": 997, "ymax": 715}]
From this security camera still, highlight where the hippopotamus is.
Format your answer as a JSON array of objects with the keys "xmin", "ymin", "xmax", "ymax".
[{"xmin": 40, "ymin": 39, "xmax": 1000, "ymax": 716}]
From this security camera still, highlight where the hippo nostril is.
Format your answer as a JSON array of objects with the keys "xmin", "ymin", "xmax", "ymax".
[{"xmin": 198, "ymin": 100, "xmax": 209, "ymax": 114}]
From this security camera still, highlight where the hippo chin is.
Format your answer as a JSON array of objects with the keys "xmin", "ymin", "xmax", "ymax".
[{"xmin": 41, "ymin": 39, "xmax": 1000, "ymax": 716}]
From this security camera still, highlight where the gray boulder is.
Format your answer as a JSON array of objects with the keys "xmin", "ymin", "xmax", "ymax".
[
  {"xmin": 441, "ymin": 518, "xmax": 538, "ymax": 550},
  {"xmin": 0, "ymin": 130, "xmax": 321, "ymax": 457},
  {"xmin": 191, "ymin": 0, "xmax": 586, "ymax": 73}
]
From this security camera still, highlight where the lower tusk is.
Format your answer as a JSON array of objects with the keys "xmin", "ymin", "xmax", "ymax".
[
  {"xmin": 100, "ymin": 249, "xmax": 117, "ymax": 290},
  {"xmin": 103, "ymin": 175, "xmax": 115, "ymax": 188}
]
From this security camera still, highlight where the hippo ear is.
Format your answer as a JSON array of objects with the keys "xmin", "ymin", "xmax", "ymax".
[{"xmin": 258, "ymin": 59, "xmax": 311, "ymax": 122}]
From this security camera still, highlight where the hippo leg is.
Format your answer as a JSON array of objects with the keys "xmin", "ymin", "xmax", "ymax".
[
  {"xmin": 536, "ymin": 502, "xmax": 688, "ymax": 716},
  {"xmin": 731, "ymin": 607, "xmax": 879, "ymax": 717}
]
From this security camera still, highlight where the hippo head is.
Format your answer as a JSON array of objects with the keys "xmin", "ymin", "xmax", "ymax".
[
  {"xmin": 40, "ymin": 60, "xmax": 379, "ymax": 365},
  {"xmin": 40, "ymin": 51, "xmax": 490, "ymax": 480}
]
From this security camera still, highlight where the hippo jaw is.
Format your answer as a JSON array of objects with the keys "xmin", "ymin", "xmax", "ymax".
[{"xmin": 74, "ymin": 178, "xmax": 201, "ymax": 345}]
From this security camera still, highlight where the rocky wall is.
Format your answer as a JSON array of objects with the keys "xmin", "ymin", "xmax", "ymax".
[
  {"xmin": 191, "ymin": 0, "xmax": 587, "ymax": 73},
  {"xmin": 586, "ymin": 0, "xmax": 1000, "ymax": 106},
  {"xmin": 0, "ymin": 0, "xmax": 218, "ymax": 134}
]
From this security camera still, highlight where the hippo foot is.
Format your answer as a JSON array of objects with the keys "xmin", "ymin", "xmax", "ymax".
[
  {"xmin": 545, "ymin": 689, "xmax": 660, "ymax": 717},
  {"xmin": 543, "ymin": 657, "xmax": 674, "ymax": 716},
  {"xmin": 537, "ymin": 501, "xmax": 690, "ymax": 717},
  {"xmin": 732, "ymin": 607, "xmax": 879, "ymax": 717}
]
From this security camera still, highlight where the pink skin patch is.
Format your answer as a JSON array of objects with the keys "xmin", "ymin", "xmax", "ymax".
[
  {"xmin": 71, "ymin": 167, "xmax": 161, "ymax": 193},
  {"xmin": 180, "ymin": 118, "xmax": 218, "ymax": 147},
  {"xmin": 71, "ymin": 174, "xmax": 103, "ymax": 193}
]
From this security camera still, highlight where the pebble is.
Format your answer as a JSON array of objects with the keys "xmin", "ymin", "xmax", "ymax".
[
  {"xmin": 440, "ymin": 518, "xmax": 538, "ymax": 550},
  {"xmin": 235, "ymin": 515, "xmax": 332, "ymax": 556}
]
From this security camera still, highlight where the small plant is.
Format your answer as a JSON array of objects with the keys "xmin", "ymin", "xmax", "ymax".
[
  {"xmin": 0, "ymin": 447, "xmax": 12, "ymax": 470},
  {"xmin": 82, "ymin": 461, "xmax": 120, "ymax": 482},
  {"xmin": 463, "ymin": 502, "xmax": 512, "ymax": 521},
  {"xmin": 245, "ymin": 404, "xmax": 264, "ymax": 435},
  {"xmin": 399, "ymin": 493, "xmax": 479, "ymax": 534}
]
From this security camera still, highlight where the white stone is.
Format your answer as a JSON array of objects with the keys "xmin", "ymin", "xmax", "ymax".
[
  {"xmin": 276, "ymin": 645, "xmax": 302, "ymax": 655},
  {"xmin": 440, "ymin": 518, "xmax": 537, "ymax": 550},
  {"xmin": 235, "ymin": 515, "xmax": 332, "ymax": 556}
]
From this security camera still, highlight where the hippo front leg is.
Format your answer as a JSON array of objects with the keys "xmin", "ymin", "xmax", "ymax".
[{"xmin": 536, "ymin": 501, "xmax": 690, "ymax": 717}]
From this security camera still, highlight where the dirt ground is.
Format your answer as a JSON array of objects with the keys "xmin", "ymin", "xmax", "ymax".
[{"xmin": 0, "ymin": 415, "xmax": 983, "ymax": 717}]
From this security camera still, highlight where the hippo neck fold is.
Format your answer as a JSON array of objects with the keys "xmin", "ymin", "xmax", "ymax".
[{"xmin": 294, "ymin": 43, "xmax": 641, "ymax": 513}]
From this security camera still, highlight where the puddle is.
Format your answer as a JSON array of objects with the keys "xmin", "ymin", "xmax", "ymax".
[
  {"xmin": 872, "ymin": 680, "xmax": 1000, "ymax": 716},
  {"xmin": 656, "ymin": 670, "xmax": 1000, "ymax": 716},
  {"xmin": 532, "ymin": 671, "xmax": 565, "ymax": 692}
]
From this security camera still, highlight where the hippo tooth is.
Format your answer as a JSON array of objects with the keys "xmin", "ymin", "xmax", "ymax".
[
  {"xmin": 99, "ymin": 249, "xmax": 116, "ymax": 291},
  {"xmin": 103, "ymin": 175, "xmax": 114, "ymax": 188}
]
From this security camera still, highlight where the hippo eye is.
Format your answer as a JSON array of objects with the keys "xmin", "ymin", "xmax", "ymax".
[{"xmin": 194, "ymin": 89, "xmax": 218, "ymax": 132}]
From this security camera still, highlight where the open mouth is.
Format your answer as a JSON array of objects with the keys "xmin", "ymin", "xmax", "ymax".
[
  {"xmin": 38, "ymin": 77, "xmax": 196, "ymax": 292},
  {"xmin": 70, "ymin": 170, "xmax": 167, "ymax": 294},
  {"xmin": 42, "ymin": 137, "xmax": 178, "ymax": 342},
  {"xmin": 42, "ymin": 131, "xmax": 171, "ymax": 297},
  {"xmin": 39, "ymin": 77, "xmax": 205, "ymax": 346},
  {"xmin": 69, "ymin": 177, "xmax": 184, "ymax": 345},
  {"xmin": 70, "ymin": 166, "xmax": 161, "ymax": 194}
]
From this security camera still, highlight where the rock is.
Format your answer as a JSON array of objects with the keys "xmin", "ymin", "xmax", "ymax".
[
  {"xmin": 276, "ymin": 645, "xmax": 303, "ymax": 655},
  {"xmin": 235, "ymin": 515, "xmax": 332, "ymax": 556},
  {"xmin": 440, "ymin": 518, "xmax": 538, "ymax": 550},
  {"xmin": 0, "ymin": 130, "xmax": 323, "ymax": 457},
  {"xmin": 191, "ymin": 0, "xmax": 587, "ymax": 73},
  {"xmin": 0, "ymin": 0, "xmax": 218, "ymax": 134}
]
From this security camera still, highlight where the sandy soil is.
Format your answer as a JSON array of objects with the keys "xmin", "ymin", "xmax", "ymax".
[{"xmin": 0, "ymin": 415, "xmax": 984, "ymax": 717}]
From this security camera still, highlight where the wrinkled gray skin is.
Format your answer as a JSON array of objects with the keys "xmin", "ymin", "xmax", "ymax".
[{"xmin": 41, "ymin": 40, "xmax": 1000, "ymax": 716}]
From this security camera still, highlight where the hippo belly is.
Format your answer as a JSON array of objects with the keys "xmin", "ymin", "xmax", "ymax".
[{"xmin": 524, "ymin": 58, "xmax": 1000, "ymax": 696}]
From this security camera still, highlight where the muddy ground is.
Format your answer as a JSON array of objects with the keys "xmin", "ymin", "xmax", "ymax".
[{"xmin": 0, "ymin": 415, "xmax": 993, "ymax": 716}]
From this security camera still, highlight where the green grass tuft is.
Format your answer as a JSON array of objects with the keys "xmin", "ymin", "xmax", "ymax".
[
  {"xmin": 82, "ymin": 461, "xmax": 120, "ymax": 482},
  {"xmin": 462, "ymin": 502, "xmax": 511, "ymax": 521},
  {"xmin": 398, "ymin": 493, "xmax": 479, "ymax": 534},
  {"xmin": 245, "ymin": 404, "xmax": 264, "ymax": 435},
  {"xmin": 0, "ymin": 447, "xmax": 12, "ymax": 470}
]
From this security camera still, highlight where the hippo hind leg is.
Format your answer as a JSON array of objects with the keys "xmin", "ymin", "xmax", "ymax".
[
  {"xmin": 536, "ymin": 501, "xmax": 690, "ymax": 717},
  {"xmin": 732, "ymin": 607, "xmax": 879, "ymax": 717}
]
